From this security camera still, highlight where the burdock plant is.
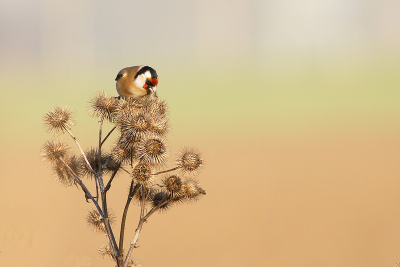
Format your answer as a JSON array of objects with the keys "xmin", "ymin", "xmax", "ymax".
[{"xmin": 42, "ymin": 92, "xmax": 205, "ymax": 267}]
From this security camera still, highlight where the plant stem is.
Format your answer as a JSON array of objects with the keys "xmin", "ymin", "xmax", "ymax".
[
  {"xmin": 122, "ymin": 198, "xmax": 169, "ymax": 267},
  {"xmin": 152, "ymin": 166, "xmax": 182, "ymax": 176},
  {"xmin": 118, "ymin": 181, "xmax": 139, "ymax": 266},
  {"xmin": 98, "ymin": 119, "xmax": 104, "ymax": 195},
  {"xmin": 66, "ymin": 129, "xmax": 98, "ymax": 178},
  {"xmin": 66, "ymin": 127, "xmax": 100, "ymax": 201},
  {"xmin": 97, "ymin": 119, "xmax": 120, "ymax": 261},
  {"xmin": 60, "ymin": 159, "xmax": 100, "ymax": 210},
  {"xmin": 101, "ymin": 126, "xmax": 116, "ymax": 146},
  {"xmin": 61, "ymin": 158, "xmax": 119, "ymax": 261},
  {"xmin": 122, "ymin": 219, "xmax": 145, "ymax": 267},
  {"xmin": 121, "ymin": 167, "xmax": 131, "ymax": 175},
  {"xmin": 105, "ymin": 166, "xmax": 121, "ymax": 192}
]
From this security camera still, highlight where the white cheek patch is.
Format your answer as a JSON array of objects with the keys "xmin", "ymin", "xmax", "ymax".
[
  {"xmin": 134, "ymin": 71, "xmax": 152, "ymax": 89},
  {"xmin": 134, "ymin": 74, "xmax": 147, "ymax": 90}
]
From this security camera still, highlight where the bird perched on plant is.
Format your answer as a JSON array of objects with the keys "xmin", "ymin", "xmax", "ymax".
[{"xmin": 115, "ymin": 66, "xmax": 159, "ymax": 99}]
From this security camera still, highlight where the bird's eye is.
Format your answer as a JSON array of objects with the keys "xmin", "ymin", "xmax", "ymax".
[
  {"xmin": 115, "ymin": 73, "xmax": 123, "ymax": 81},
  {"xmin": 143, "ymin": 79, "xmax": 151, "ymax": 89}
]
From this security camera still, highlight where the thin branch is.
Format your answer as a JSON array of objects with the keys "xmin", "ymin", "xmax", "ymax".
[
  {"xmin": 101, "ymin": 191, "xmax": 119, "ymax": 260},
  {"xmin": 140, "ymin": 185, "xmax": 147, "ymax": 220},
  {"xmin": 105, "ymin": 166, "xmax": 121, "ymax": 192},
  {"xmin": 121, "ymin": 167, "xmax": 131, "ymax": 175},
  {"xmin": 60, "ymin": 158, "xmax": 119, "ymax": 261},
  {"xmin": 152, "ymin": 166, "xmax": 182, "ymax": 176},
  {"xmin": 94, "ymin": 176, "xmax": 99, "ymax": 201},
  {"xmin": 122, "ymin": 219, "xmax": 145, "ymax": 267},
  {"xmin": 122, "ymin": 185, "xmax": 148, "ymax": 267},
  {"xmin": 100, "ymin": 167, "xmax": 121, "ymax": 261},
  {"xmin": 60, "ymin": 159, "xmax": 102, "ymax": 215},
  {"xmin": 118, "ymin": 181, "xmax": 140, "ymax": 266},
  {"xmin": 98, "ymin": 119, "xmax": 104, "ymax": 193},
  {"xmin": 101, "ymin": 126, "xmax": 116, "ymax": 146},
  {"xmin": 122, "ymin": 209, "xmax": 162, "ymax": 267},
  {"xmin": 97, "ymin": 119, "xmax": 120, "ymax": 261},
  {"xmin": 122, "ymin": 197, "xmax": 170, "ymax": 267},
  {"xmin": 65, "ymin": 129, "xmax": 98, "ymax": 178}
]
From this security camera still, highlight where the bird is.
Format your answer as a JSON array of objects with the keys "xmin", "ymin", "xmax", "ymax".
[{"xmin": 115, "ymin": 65, "xmax": 159, "ymax": 99}]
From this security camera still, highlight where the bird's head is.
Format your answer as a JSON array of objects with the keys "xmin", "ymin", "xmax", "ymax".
[{"xmin": 134, "ymin": 66, "xmax": 159, "ymax": 97}]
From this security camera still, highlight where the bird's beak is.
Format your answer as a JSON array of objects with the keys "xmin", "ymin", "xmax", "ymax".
[
  {"xmin": 143, "ymin": 77, "xmax": 159, "ymax": 96},
  {"xmin": 150, "ymin": 86, "xmax": 157, "ymax": 97}
]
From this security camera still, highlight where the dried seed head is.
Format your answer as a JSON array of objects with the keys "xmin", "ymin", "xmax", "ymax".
[
  {"xmin": 86, "ymin": 209, "xmax": 105, "ymax": 233},
  {"xmin": 116, "ymin": 111, "xmax": 153, "ymax": 141},
  {"xmin": 146, "ymin": 98, "xmax": 168, "ymax": 117},
  {"xmin": 43, "ymin": 105, "xmax": 75, "ymax": 134},
  {"xmin": 52, "ymin": 155, "xmax": 82, "ymax": 186},
  {"xmin": 42, "ymin": 139, "xmax": 70, "ymax": 164},
  {"xmin": 177, "ymin": 148, "xmax": 203, "ymax": 174},
  {"xmin": 163, "ymin": 175, "xmax": 183, "ymax": 198},
  {"xmin": 67, "ymin": 154, "xmax": 83, "ymax": 177},
  {"xmin": 150, "ymin": 115, "xmax": 168, "ymax": 136},
  {"xmin": 53, "ymin": 163, "xmax": 72, "ymax": 186},
  {"xmin": 81, "ymin": 148, "xmax": 109, "ymax": 178},
  {"xmin": 132, "ymin": 161, "xmax": 153, "ymax": 185},
  {"xmin": 126, "ymin": 259, "xmax": 143, "ymax": 267},
  {"xmin": 129, "ymin": 113, "xmax": 150, "ymax": 134},
  {"xmin": 105, "ymin": 156, "xmax": 121, "ymax": 173},
  {"xmin": 80, "ymin": 148, "xmax": 120, "ymax": 177},
  {"xmin": 181, "ymin": 178, "xmax": 206, "ymax": 202},
  {"xmin": 137, "ymin": 135, "xmax": 168, "ymax": 166},
  {"xmin": 152, "ymin": 190, "xmax": 170, "ymax": 211},
  {"xmin": 118, "ymin": 97, "xmax": 147, "ymax": 114},
  {"xmin": 119, "ymin": 133, "xmax": 139, "ymax": 149},
  {"xmin": 98, "ymin": 245, "xmax": 114, "ymax": 259},
  {"xmin": 89, "ymin": 91, "xmax": 119, "ymax": 122},
  {"xmin": 133, "ymin": 184, "xmax": 154, "ymax": 203},
  {"xmin": 81, "ymin": 148, "xmax": 99, "ymax": 177},
  {"xmin": 86, "ymin": 209, "xmax": 115, "ymax": 234},
  {"xmin": 110, "ymin": 137, "xmax": 137, "ymax": 164}
]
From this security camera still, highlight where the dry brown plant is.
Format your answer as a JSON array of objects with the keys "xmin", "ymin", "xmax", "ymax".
[{"xmin": 42, "ymin": 92, "xmax": 205, "ymax": 267}]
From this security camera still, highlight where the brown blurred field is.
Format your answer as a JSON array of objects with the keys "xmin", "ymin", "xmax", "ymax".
[{"xmin": 1, "ymin": 65, "xmax": 400, "ymax": 266}]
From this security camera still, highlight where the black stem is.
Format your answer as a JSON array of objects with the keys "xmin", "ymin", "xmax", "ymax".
[
  {"xmin": 101, "ymin": 126, "xmax": 116, "ymax": 146},
  {"xmin": 105, "ymin": 165, "xmax": 121, "ymax": 192},
  {"xmin": 118, "ymin": 181, "xmax": 140, "ymax": 266}
]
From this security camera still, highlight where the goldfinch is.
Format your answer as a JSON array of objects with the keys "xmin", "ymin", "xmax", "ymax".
[{"xmin": 115, "ymin": 66, "xmax": 159, "ymax": 99}]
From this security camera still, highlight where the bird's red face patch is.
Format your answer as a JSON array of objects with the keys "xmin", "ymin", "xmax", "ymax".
[
  {"xmin": 143, "ymin": 77, "xmax": 159, "ymax": 89},
  {"xmin": 149, "ymin": 77, "xmax": 158, "ymax": 86}
]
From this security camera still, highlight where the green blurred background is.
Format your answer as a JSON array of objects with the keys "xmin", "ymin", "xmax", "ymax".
[{"xmin": 1, "ymin": 1, "xmax": 400, "ymax": 267}]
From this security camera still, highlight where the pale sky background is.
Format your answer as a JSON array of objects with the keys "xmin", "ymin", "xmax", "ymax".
[
  {"xmin": 1, "ymin": 0, "xmax": 399, "ymax": 66},
  {"xmin": 1, "ymin": 0, "xmax": 399, "ymax": 142}
]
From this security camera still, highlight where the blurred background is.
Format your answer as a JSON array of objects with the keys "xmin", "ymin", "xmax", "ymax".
[{"xmin": 1, "ymin": 0, "xmax": 400, "ymax": 266}]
